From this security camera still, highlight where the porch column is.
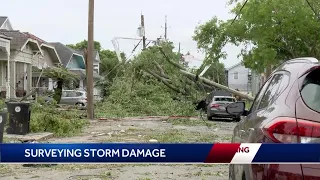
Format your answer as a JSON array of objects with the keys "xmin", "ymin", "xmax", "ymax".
[
  {"xmin": 26, "ymin": 64, "xmax": 32, "ymax": 94},
  {"xmin": 9, "ymin": 61, "xmax": 15, "ymax": 98},
  {"xmin": 23, "ymin": 63, "xmax": 27, "ymax": 91},
  {"xmin": 79, "ymin": 79, "xmax": 84, "ymax": 89},
  {"xmin": 48, "ymin": 78, "xmax": 53, "ymax": 90},
  {"xmin": 0, "ymin": 61, "xmax": 3, "ymax": 86}
]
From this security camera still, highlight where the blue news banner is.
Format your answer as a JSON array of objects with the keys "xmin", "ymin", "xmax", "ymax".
[{"xmin": 1, "ymin": 143, "xmax": 320, "ymax": 163}]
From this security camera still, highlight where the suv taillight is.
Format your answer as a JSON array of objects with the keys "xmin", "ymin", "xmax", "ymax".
[
  {"xmin": 211, "ymin": 104, "xmax": 219, "ymax": 108},
  {"xmin": 262, "ymin": 117, "xmax": 320, "ymax": 143}
]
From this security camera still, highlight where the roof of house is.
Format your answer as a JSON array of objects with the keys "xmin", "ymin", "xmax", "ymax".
[
  {"xmin": 50, "ymin": 42, "xmax": 84, "ymax": 67},
  {"xmin": 0, "ymin": 33, "xmax": 11, "ymax": 40},
  {"xmin": 69, "ymin": 69, "xmax": 101, "ymax": 79},
  {"xmin": 75, "ymin": 49, "xmax": 100, "ymax": 63},
  {"xmin": 0, "ymin": 16, "xmax": 7, "ymax": 27},
  {"xmin": 0, "ymin": 29, "xmax": 29, "ymax": 50},
  {"xmin": 226, "ymin": 62, "xmax": 243, "ymax": 71},
  {"xmin": 23, "ymin": 32, "xmax": 61, "ymax": 64},
  {"xmin": 23, "ymin": 32, "xmax": 46, "ymax": 45}
]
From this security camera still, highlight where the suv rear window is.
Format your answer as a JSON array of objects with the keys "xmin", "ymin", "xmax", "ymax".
[
  {"xmin": 214, "ymin": 97, "xmax": 235, "ymax": 102},
  {"xmin": 301, "ymin": 68, "xmax": 320, "ymax": 112}
]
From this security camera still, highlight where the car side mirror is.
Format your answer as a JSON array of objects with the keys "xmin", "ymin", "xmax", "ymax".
[{"xmin": 226, "ymin": 102, "xmax": 245, "ymax": 116}]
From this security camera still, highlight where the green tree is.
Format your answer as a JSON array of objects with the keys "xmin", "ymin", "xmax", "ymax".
[
  {"xmin": 193, "ymin": 0, "xmax": 320, "ymax": 74},
  {"xmin": 203, "ymin": 62, "xmax": 226, "ymax": 85},
  {"xmin": 43, "ymin": 64, "xmax": 79, "ymax": 103},
  {"xmin": 66, "ymin": 40, "xmax": 102, "ymax": 52},
  {"xmin": 95, "ymin": 50, "xmax": 127, "ymax": 97}
]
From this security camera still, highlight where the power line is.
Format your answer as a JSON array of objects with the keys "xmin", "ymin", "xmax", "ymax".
[{"xmin": 231, "ymin": 0, "xmax": 249, "ymax": 25}]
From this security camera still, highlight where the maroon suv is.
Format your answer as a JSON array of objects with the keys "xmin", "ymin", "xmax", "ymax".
[{"xmin": 227, "ymin": 58, "xmax": 320, "ymax": 180}]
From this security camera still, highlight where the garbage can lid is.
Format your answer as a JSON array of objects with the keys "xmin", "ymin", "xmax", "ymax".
[{"xmin": 6, "ymin": 101, "xmax": 30, "ymax": 104}]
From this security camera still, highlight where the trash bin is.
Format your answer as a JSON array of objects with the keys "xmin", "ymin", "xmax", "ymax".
[
  {"xmin": 6, "ymin": 102, "xmax": 31, "ymax": 135},
  {"xmin": 0, "ymin": 111, "xmax": 8, "ymax": 143}
]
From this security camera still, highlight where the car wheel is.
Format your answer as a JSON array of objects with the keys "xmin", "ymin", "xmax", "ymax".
[{"xmin": 76, "ymin": 103, "xmax": 84, "ymax": 107}]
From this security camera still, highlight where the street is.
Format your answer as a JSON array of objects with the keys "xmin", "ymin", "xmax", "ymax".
[{"xmin": 1, "ymin": 117, "xmax": 236, "ymax": 180}]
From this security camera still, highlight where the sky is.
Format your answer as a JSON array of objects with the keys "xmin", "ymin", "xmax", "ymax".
[{"xmin": 1, "ymin": 0, "xmax": 242, "ymax": 68}]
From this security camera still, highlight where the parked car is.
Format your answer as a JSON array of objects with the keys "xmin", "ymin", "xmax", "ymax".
[
  {"xmin": 226, "ymin": 57, "xmax": 320, "ymax": 180},
  {"xmin": 45, "ymin": 90, "xmax": 87, "ymax": 107},
  {"xmin": 206, "ymin": 95, "xmax": 239, "ymax": 121}
]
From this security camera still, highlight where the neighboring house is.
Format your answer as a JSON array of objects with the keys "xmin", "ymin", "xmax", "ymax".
[
  {"xmin": 76, "ymin": 49, "xmax": 101, "ymax": 96},
  {"xmin": 0, "ymin": 34, "xmax": 11, "ymax": 98},
  {"xmin": 0, "ymin": 16, "xmax": 13, "ymax": 30},
  {"xmin": 76, "ymin": 50, "xmax": 100, "ymax": 75},
  {"xmin": 93, "ymin": 50, "xmax": 100, "ymax": 74},
  {"xmin": 50, "ymin": 42, "xmax": 101, "ymax": 96},
  {"xmin": 226, "ymin": 62, "xmax": 265, "ymax": 97},
  {"xmin": 23, "ymin": 33, "xmax": 62, "ymax": 93},
  {"xmin": 227, "ymin": 62, "xmax": 252, "ymax": 94},
  {"xmin": 0, "ymin": 29, "xmax": 43, "ymax": 98}
]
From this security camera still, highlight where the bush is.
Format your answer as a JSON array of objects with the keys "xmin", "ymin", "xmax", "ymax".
[
  {"xmin": 0, "ymin": 99, "xmax": 5, "ymax": 111},
  {"xmin": 30, "ymin": 102, "xmax": 88, "ymax": 137}
]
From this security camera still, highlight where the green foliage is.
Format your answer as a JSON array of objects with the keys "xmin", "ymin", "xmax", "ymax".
[
  {"xmin": 66, "ymin": 40, "xmax": 102, "ymax": 52},
  {"xmin": 43, "ymin": 64, "xmax": 79, "ymax": 103},
  {"xmin": 96, "ymin": 77, "xmax": 196, "ymax": 118},
  {"xmin": 202, "ymin": 62, "xmax": 227, "ymax": 85},
  {"xmin": 30, "ymin": 101, "xmax": 88, "ymax": 137},
  {"xmin": 44, "ymin": 64, "xmax": 79, "ymax": 81},
  {"xmin": 193, "ymin": 0, "xmax": 320, "ymax": 73},
  {"xmin": 0, "ymin": 99, "xmax": 4, "ymax": 111},
  {"xmin": 96, "ymin": 42, "xmax": 201, "ymax": 118}
]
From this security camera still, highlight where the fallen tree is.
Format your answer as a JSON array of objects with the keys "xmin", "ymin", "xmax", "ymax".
[{"xmin": 155, "ymin": 46, "xmax": 255, "ymax": 101}]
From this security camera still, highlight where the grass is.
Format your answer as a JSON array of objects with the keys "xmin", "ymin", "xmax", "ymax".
[{"xmin": 245, "ymin": 101, "xmax": 252, "ymax": 110}]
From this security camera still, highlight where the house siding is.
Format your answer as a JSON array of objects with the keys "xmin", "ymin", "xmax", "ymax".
[
  {"xmin": 0, "ymin": 52, "xmax": 6, "ymax": 60},
  {"xmin": 41, "ymin": 48, "xmax": 54, "ymax": 67},
  {"xmin": 15, "ymin": 44, "xmax": 33, "ymax": 64},
  {"xmin": 1, "ymin": 20, "xmax": 13, "ymax": 30},
  {"xmin": 67, "ymin": 56, "xmax": 81, "ymax": 69},
  {"xmin": 228, "ymin": 64, "xmax": 251, "ymax": 93}
]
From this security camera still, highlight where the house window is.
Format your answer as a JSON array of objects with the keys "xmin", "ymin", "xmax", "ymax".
[{"xmin": 234, "ymin": 72, "xmax": 238, "ymax": 79}]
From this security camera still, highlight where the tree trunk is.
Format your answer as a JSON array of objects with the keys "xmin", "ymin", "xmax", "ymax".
[{"xmin": 53, "ymin": 79, "xmax": 63, "ymax": 103}]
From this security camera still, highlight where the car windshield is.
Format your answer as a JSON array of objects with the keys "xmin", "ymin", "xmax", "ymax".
[{"xmin": 214, "ymin": 97, "xmax": 235, "ymax": 102}]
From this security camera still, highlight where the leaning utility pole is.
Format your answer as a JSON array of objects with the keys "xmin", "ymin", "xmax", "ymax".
[
  {"xmin": 87, "ymin": 0, "xmax": 94, "ymax": 120},
  {"xmin": 141, "ymin": 14, "xmax": 146, "ymax": 49}
]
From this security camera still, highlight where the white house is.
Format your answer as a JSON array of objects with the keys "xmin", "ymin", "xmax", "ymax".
[
  {"xmin": 227, "ymin": 62, "xmax": 265, "ymax": 96},
  {"xmin": 0, "ymin": 29, "xmax": 43, "ymax": 98},
  {"xmin": 227, "ymin": 62, "xmax": 252, "ymax": 94},
  {"xmin": 23, "ymin": 32, "xmax": 62, "ymax": 93},
  {"xmin": 50, "ymin": 43, "xmax": 101, "ymax": 96}
]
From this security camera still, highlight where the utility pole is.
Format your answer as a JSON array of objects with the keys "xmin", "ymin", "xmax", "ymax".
[
  {"xmin": 178, "ymin": 43, "xmax": 181, "ymax": 54},
  {"xmin": 164, "ymin": 15, "xmax": 167, "ymax": 40},
  {"xmin": 141, "ymin": 14, "xmax": 146, "ymax": 49},
  {"xmin": 87, "ymin": 0, "xmax": 94, "ymax": 120}
]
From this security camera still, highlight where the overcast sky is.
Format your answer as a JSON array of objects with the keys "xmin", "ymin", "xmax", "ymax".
[{"xmin": 1, "ymin": 0, "xmax": 241, "ymax": 68}]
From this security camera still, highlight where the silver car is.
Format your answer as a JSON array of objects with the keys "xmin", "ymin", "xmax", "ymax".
[
  {"xmin": 46, "ymin": 90, "xmax": 87, "ymax": 107},
  {"xmin": 206, "ymin": 96, "xmax": 240, "ymax": 121}
]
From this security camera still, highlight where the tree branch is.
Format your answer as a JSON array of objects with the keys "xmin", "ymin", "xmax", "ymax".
[{"xmin": 144, "ymin": 69, "xmax": 187, "ymax": 95}]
